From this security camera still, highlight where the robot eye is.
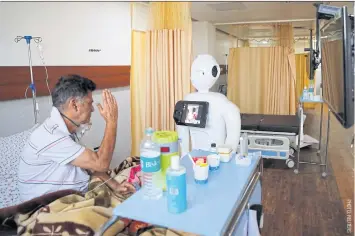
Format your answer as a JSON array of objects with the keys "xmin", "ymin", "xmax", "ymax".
[{"xmin": 212, "ymin": 66, "xmax": 218, "ymax": 77}]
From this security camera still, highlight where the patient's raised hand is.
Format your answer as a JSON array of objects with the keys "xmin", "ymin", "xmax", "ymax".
[{"xmin": 97, "ymin": 89, "xmax": 118, "ymax": 124}]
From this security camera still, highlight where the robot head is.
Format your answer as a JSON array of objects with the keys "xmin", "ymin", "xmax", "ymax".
[{"xmin": 191, "ymin": 54, "xmax": 220, "ymax": 92}]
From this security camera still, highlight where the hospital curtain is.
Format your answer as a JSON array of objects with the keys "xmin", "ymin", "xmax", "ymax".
[
  {"xmin": 131, "ymin": 30, "xmax": 146, "ymax": 156},
  {"xmin": 227, "ymin": 24, "xmax": 296, "ymax": 115},
  {"xmin": 268, "ymin": 23, "xmax": 296, "ymax": 114},
  {"xmin": 145, "ymin": 29, "xmax": 191, "ymax": 131},
  {"xmin": 148, "ymin": 2, "xmax": 194, "ymax": 93},
  {"xmin": 264, "ymin": 46, "xmax": 296, "ymax": 115},
  {"xmin": 295, "ymin": 53, "xmax": 316, "ymax": 109},
  {"xmin": 130, "ymin": 2, "xmax": 193, "ymax": 156},
  {"xmin": 227, "ymin": 47, "xmax": 270, "ymax": 114},
  {"xmin": 144, "ymin": 2, "xmax": 193, "ymax": 130}
]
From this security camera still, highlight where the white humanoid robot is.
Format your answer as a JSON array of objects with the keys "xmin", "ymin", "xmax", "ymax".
[{"xmin": 177, "ymin": 54, "xmax": 241, "ymax": 156}]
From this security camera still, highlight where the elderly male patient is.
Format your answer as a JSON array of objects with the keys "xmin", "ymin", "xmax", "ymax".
[{"xmin": 18, "ymin": 74, "xmax": 135, "ymax": 202}]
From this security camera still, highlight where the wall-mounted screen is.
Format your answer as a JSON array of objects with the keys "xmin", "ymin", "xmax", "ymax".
[{"xmin": 320, "ymin": 6, "xmax": 354, "ymax": 128}]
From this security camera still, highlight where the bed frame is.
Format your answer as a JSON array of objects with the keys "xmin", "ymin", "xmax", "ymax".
[
  {"xmin": 240, "ymin": 102, "xmax": 329, "ymax": 176},
  {"xmin": 240, "ymin": 112, "xmax": 301, "ymax": 170}
]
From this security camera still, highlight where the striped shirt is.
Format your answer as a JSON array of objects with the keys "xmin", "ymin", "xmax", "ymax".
[{"xmin": 18, "ymin": 107, "xmax": 90, "ymax": 202}]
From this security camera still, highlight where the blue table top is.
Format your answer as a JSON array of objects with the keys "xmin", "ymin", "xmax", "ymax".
[
  {"xmin": 299, "ymin": 95, "xmax": 323, "ymax": 103},
  {"xmin": 112, "ymin": 150, "xmax": 261, "ymax": 236}
]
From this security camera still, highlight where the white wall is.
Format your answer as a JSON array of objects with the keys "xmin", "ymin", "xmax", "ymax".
[
  {"xmin": 131, "ymin": 3, "xmax": 149, "ymax": 32},
  {"xmin": 0, "ymin": 2, "xmax": 132, "ymax": 167},
  {"xmin": 192, "ymin": 21, "xmax": 216, "ymax": 60},
  {"xmin": 294, "ymin": 39, "xmax": 309, "ymax": 54}
]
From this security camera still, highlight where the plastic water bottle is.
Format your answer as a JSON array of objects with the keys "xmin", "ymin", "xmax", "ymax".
[
  {"xmin": 210, "ymin": 143, "xmax": 217, "ymax": 153},
  {"xmin": 308, "ymin": 84, "xmax": 314, "ymax": 101},
  {"xmin": 302, "ymin": 86, "xmax": 308, "ymax": 100},
  {"xmin": 140, "ymin": 127, "xmax": 163, "ymax": 199}
]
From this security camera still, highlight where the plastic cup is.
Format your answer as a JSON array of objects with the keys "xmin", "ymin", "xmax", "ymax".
[
  {"xmin": 193, "ymin": 163, "xmax": 209, "ymax": 184},
  {"xmin": 207, "ymin": 154, "xmax": 220, "ymax": 171}
]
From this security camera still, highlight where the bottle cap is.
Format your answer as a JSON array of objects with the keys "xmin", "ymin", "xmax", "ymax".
[
  {"xmin": 171, "ymin": 155, "xmax": 180, "ymax": 170},
  {"xmin": 145, "ymin": 127, "xmax": 154, "ymax": 135}
]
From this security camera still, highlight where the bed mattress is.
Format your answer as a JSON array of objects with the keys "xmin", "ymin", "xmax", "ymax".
[{"xmin": 241, "ymin": 113, "xmax": 300, "ymax": 134}]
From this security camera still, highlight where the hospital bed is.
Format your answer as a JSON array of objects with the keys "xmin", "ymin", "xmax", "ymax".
[
  {"xmin": 240, "ymin": 106, "xmax": 303, "ymax": 173},
  {"xmin": 239, "ymin": 98, "xmax": 330, "ymax": 177}
]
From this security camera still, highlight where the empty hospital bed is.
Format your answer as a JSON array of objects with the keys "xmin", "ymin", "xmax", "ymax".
[{"xmin": 240, "ymin": 111, "xmax": 302, "ymax": 172}]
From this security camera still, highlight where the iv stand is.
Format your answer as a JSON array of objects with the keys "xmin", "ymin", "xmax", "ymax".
[{"xmin": 15, "ymin": 36, "xmax": 42, "ymax": 124}]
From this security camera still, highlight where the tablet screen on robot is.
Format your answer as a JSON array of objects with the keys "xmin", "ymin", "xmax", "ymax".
[{"xmin": 173, "ymin": 101, "xmax": 209, "ymax": 128}]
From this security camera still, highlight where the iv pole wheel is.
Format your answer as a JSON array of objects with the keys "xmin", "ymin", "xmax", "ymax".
[{"xmin": 294, "ymin": 169, "xmax": 299, "ymax": 174}]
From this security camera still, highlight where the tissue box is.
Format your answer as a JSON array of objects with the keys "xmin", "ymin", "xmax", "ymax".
[{"xmin": 217, "ymin": 145, "xmax": 233, "ymax": 162}]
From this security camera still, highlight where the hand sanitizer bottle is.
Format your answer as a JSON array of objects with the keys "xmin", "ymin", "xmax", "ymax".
[
  {"xmin": 166, "ymin": 155, "xmax": 187, "ymax": 214},
  {"xmin": 303, "ymin": 86, "xmax": 308, "ymax": 100}
]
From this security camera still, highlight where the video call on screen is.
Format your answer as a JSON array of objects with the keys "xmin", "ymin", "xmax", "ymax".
[{"xmin": 184, "ymin": 104, "xmax": 202, "ymax": 125}]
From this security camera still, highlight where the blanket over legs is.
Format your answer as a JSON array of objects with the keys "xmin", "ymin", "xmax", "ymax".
[{"xmin": 2, "ymin": 156, "xmax": 196, "ymax": 236}]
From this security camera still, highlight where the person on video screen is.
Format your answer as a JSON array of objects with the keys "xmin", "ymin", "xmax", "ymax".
[
  {"xmin": 186, "ymin": 109, "xmax": 194, "ymax": 123},
  {"xmin": 192, "ymin": 107, "xmax": 198, "ymax": 120}
]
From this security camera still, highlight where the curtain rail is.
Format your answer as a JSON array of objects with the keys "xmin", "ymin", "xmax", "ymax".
[{"xmin": 214, "ymin": 18, "xmax": 315, "ymax": 26}]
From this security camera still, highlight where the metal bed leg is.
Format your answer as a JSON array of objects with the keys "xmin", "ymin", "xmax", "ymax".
[
  {"xmin": 322, "ymin": 109, "xmax": 331, "ymax": 178},
  {"xmin": 294, "ymin": 103, "xmax": 302, "ymax": 175},
  {"xmin": 94, "ymin": 215, "xmax": 120, "ymax": 236},
  {"xmin": 317, "ymin": 102, "xmax": 324, "ymax": 156},
  {"xmin": 294, "ymin": 132, "xmax": 301, "ymax": 175}
]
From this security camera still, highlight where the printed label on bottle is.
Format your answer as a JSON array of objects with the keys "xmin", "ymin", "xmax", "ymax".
[
  {"xmin": 166, "ymin": 173, "xmax": 187, "ymax": 213},
  {"xmin": 141, "ymin": 155, "xmax": 161, "ymax": 173}
]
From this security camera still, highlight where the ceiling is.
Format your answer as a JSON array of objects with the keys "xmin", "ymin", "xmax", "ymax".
[{"xmin": 191, "ymin": 1, "xmax": 354, "ymax": 38}]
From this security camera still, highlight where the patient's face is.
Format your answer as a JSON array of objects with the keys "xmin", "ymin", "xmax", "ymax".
[{"xmin": 76, "ymin": 92, "xmax": 94, "ymax": 124}]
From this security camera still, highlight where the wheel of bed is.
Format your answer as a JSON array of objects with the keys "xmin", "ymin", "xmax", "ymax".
[
  {"xmin": 240, "ymin": 113, "xmax": 301, "ymax": 170},
  {"xmin": 286, "ymin": 158, "xmax": 295, "ymax": 168}
]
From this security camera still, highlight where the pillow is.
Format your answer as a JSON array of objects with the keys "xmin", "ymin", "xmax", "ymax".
[{"xmin": 0, "ymin": 125, "xmax": 38, "ymax": 209}]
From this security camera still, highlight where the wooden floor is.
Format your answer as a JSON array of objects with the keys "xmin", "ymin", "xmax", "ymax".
[{"xmin": 261, "ymin": 104, "xmax": 354, "ymax": 236}]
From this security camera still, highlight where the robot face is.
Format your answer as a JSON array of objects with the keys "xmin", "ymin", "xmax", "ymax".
[{"xmin": 191, "ymin": 54, "xmax": 220, "ymax": 92}]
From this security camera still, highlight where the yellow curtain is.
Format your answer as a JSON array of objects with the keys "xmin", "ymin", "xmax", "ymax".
[
  {"xmin": 131, "ymin": 30, "xmax": 146, "ymax": 156},
  {"xmin": 295, "ymin": 53, "xmax": 316, "ymax": 109},
  {"xmin": 272, "ymin": 23, "xmax": 296, "ymax": 114},
  {"xmin": 130, "ymin": 2, "xmax": 192, "ymax": 156},
  {"xmin": 265, "ymin": 46, "xmax": 296, "ymax": 115},
  {"xmin": 145, "ymin": 29, "xmax": 191, "ymax": 131},
  {"xmin": 227, "ymin": 23, "xmax": 296, "ymax": 115},
  {"xmin": 149, "ymin": 2, "xmax": 194, "ymax": 93},
  {"xmin": 149, "ymin": 2, "xmax": 191, "ymax": 31},
  {"xmin": 228, "ymin": 46, "xmax": 296, "ymax": 115},
  {"xmin": 227, "ymin": 47, "xmax": 270, "ymax": 114}
]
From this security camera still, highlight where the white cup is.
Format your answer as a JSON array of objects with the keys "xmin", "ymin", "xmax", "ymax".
[
  {"xmin": 193, "ymin": 164, "xmax": 209, "ymax": 184},
  {"xmin": 207, "ymin": 154, "xmax": 220, "ymax": 171}
]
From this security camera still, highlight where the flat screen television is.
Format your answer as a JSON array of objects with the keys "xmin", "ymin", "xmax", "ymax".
[{"xmin": 320, "ymin": 6, "xmax": 354, "ymax": 129}]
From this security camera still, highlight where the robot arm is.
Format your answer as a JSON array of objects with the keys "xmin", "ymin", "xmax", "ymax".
[{"xmin": 222, "ymin": 101, "xmax": 241, "ymax": 153}]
